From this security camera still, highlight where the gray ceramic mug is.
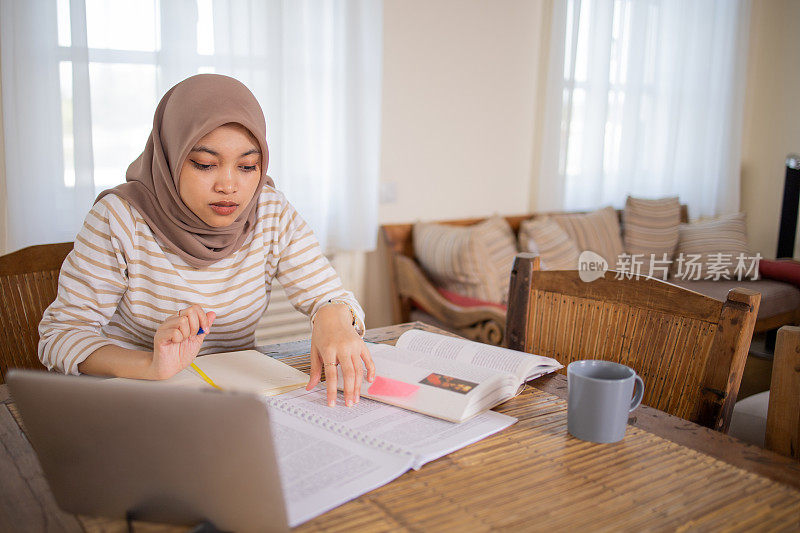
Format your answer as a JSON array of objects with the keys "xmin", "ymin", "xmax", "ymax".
[{"xmin": 567, "ymin": 360, "xmax": 645, "ymax": 443}]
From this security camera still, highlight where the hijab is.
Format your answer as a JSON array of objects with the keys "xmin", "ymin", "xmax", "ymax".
[{"xmin": 96, "ymin": 74, "xmax": 274, "ymax": 269}]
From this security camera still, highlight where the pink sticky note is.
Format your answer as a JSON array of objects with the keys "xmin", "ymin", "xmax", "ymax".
[{"xmin": 368, "ymin": 375, "xmax": 419, "ymax": 397}]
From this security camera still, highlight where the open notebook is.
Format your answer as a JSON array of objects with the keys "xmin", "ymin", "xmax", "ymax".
[{"xmin": 109, "ymin": 349, "xmax": 309, "ymax": 396}]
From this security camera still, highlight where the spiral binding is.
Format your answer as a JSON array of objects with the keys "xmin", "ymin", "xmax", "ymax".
[{"xmin": 266, "ymin": 397, "xmax": 413, "ymax": 458}]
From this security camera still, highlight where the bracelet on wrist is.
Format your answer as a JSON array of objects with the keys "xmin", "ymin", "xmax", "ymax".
[{"xmin": 311, "ymin": 299, "xmax": 360, "ymax": 333}]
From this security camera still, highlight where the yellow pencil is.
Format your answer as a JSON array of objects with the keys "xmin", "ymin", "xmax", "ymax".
[{"xmin": 191, "ymin": 362, "xmax": 223, "ymax": 390}]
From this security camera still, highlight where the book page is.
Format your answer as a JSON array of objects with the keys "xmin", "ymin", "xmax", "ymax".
[
  {"xmin": 368, "ymin": 343, "xmax": 504, "ymax": 382},
  {"xmin": 273, "ymin": 386, "xmax": 516, "ymax": 470},
  {"xmin": 395, "ymin": 329, "xmax": 562, "ymax": 381},
  {"xmin": 267, "ymin": 404, "xmax": 412, "ymax": 527}
]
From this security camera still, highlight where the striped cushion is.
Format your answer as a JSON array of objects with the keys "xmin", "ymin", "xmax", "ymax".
[
  {"xmin": 623, "ymin": 196, "xmax": 681, "ymax": 277},
  {"xmin": 623, "ymin": 196, "xmax": 681, "ymax": 257},
  {"xmin": 518, "ymin": 217, "xmax": 580, "ymax": 270},
  {"xmin": 551, "ymin": 206, "xmax": 624, "ymax": 267},
  {"xmin": 673, "ymin": 213, "xmax": 750, "ymax": 280},
  {"xmin": 413, "ymin": 216, "xmax": 518, "ymax": 304}
]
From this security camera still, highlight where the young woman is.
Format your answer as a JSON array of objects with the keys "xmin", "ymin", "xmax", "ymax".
[{"xmin": 38, "ymin": 74, "xmax": 374, "ymax": 407}]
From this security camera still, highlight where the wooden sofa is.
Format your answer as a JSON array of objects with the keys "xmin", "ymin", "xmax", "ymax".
[
  {"xmin": 382, "ymin": 215, "xmax": 529, "ymax": 346},
  {"xmin": 381, "ymin": 210, "xmax": 800, "ymax": 347}
]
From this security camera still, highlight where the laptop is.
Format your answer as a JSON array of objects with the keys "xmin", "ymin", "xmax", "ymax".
[{"xmin": 7, "ymin": 369, "xmax": 289, "ymax": 533}]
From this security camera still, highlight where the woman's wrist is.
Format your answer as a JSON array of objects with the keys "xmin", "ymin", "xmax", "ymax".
[
  {"xmin": 312, "ymin": 303, "xmax": 354, "ymax": 331},
  {"xmin": 143, "ymin": 350, "xmax": 169, "ymax": 380},
  {"xmin": 312, "ymin": 299, "xmax": 363, "ymax": 336}
]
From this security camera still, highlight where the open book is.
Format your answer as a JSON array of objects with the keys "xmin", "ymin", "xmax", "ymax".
[{"xmin": 338, "ymin": 329, "xmax": 562, "ymax": 422}]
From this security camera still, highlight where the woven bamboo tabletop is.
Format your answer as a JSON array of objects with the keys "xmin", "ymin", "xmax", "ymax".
[
  {"xmin": 295, "ymin": 387, "xmax": 800, "ymax": 532},
  {"xmin": 2, "ymin": 322, "xmax": 799, "ymax": 532}
]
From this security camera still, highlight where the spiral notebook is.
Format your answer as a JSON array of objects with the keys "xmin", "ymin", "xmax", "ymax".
[{"xmin": 265, "ymin": 385, "xmax": 516, "ymax": 526}]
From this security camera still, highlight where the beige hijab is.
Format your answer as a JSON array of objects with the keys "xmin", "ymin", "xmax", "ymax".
[{"xmin": 96, "ymin": 74, "xmax": 274, "ymax": 268}]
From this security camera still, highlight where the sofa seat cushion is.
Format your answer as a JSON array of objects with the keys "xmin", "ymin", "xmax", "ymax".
[
  {"xmin": 437, "ymin": 288, "xmax": 507, "ymax": 311},
  {"xmin": 668, "ymin": 278, "xmax": 800, "ymax": 320}
]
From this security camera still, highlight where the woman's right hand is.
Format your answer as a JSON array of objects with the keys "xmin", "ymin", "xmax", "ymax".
[{"xmin": 148, "ymin": 305, "xmax": 216, "ymax": 380}]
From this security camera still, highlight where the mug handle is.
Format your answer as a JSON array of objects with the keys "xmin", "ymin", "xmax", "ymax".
[{"xmin": 629, "ymin": 375, "xmax": 644, "ymax": 412}]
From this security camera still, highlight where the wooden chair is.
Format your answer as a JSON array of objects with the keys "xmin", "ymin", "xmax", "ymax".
[
  {"xmin": 506, "ymin": 253, "xmax": 761, "ymax": 432},
  {"xmin": 0, "ymin": 242, "xmax": 74, "ymax": 383},
  {"xmin": 766, "ymin": 325, "xmax": 800, "ymax": 459}
]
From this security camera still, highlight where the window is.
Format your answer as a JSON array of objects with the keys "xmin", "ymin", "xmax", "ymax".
[
  {"xmin": 544, "ymin": 0, "xmax": 749, "ymax": 217},
  {"xmin": 55, "ymin": 0, "xmax": 276, "ymax": 197},
  {"xmin": 2, "ymin": 0, "xmax": 381, "ymax": 252}
]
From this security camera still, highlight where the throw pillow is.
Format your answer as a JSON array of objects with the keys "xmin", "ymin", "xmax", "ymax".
[
  {"xmin": 518, "ymin": 217, "xmax": 580, "ymax": 270},
  {"xmin": 551, "ymin": 206, "xmax": 625, "ymax": 267},
  {"xmin": 413, "ymin": 216, "xmax": 518, "ymax": 304},
  {"xmin": 673, "ymin": 213, "xmax": 751, "ymax": 280},
  {"xmin": 757, "ymin": 259, "xmax": 799, "ymax": 287},
  {"xmin": 622, "ymin": 196, "xmax": 681, "ymax": 278}
]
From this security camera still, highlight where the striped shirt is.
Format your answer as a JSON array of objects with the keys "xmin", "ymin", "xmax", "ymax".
[{"xmin": 38, "ymin": 185, "xmax": 365, "ymax": 375}]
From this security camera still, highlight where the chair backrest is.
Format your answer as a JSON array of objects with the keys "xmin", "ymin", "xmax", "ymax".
[
  {"xmin": 506, "ymin": 253, "xmax": 760, "ymax": 432},
  {"xmin": 766, "ymin": 326, "xmax": 800, "ymax": 460},
  {"xmin": 0, "ymin": 242, "xmax": 74, "ymax": 383}
]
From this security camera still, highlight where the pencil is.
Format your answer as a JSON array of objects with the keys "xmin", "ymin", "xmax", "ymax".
[
  {"xmin": 187, "ymin": 324, "xmax": 220, "ymax": 389},
  {"xmin": 190, "ymin": 362, "xmax": 222, "ymax": 390}
]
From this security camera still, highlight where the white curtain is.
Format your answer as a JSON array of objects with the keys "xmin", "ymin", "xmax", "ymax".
[
  {"xmin": 536, "ymin": 0, "xmax": 750, "ymax": 219},
  {"xmin": 0, "ymin": 0, "xmax": 382, "ymax": 253}
]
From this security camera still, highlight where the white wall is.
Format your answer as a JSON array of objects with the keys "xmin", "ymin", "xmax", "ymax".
[
  {"xmin": 740, "ymin": 0, "xmax": 800, "ymax": 258},
  {"xmin": 0, "ymin": 44, "xmax": 6, "ymax": 255},
  {"xmin": 378, "ymin": 0, "xmax": 544, "ymax": 224},
  {"xmin": 363, "ymin": 0, "xmax": 546, "ymax": 327}
]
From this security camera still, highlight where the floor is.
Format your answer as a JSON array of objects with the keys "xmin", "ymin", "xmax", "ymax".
[{"xmin": 739, "ymin": 333, "xmax": 774, "ymax": 399}]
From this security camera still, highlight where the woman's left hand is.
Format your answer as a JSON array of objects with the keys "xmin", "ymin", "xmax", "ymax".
[{"xmin": 306, "ymin": 304, "xmax": 375, "ymax": 407}]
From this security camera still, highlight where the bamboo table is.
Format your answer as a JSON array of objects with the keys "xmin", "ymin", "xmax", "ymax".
[{"xmin": 2, "ymin": 322, "xmax": 800, "ymax": 532}]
